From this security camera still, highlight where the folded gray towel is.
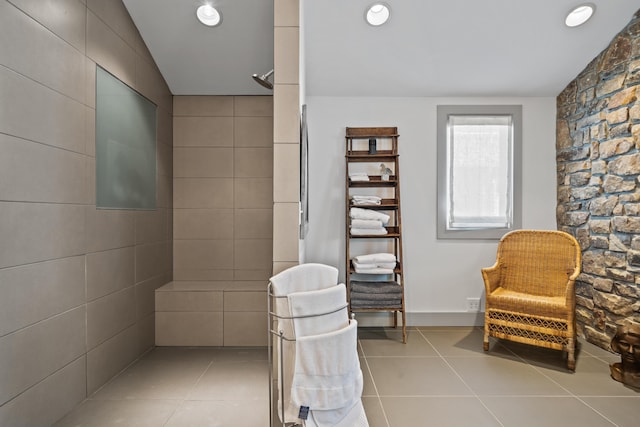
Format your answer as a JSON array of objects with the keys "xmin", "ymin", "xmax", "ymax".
[
  {"xmin": 351, "ymin": 291, "xmax": 401, "ymax": 301},
  {"xmin": 350, "ymin": 281, "xmax": 402, "ymax": 294},
  {"xmin": 350, "ymin": 300, "xmax": 402, "ymax": 308}
]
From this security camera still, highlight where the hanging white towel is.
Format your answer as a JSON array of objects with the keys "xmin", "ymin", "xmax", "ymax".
[
  {"xmin": 306, "ymin": 399, "xmax": 370, "ymax": 427},
  {"xmin": 287, "ymin": 284, "xmax": 349, "ymax": 338},
  {"xmin": 269, "ymin": 263, "xmax": 339, "ymax": 423},
  {"xmin": 291, "ymin": 320, "xmax": 363, "ymax": 425}
]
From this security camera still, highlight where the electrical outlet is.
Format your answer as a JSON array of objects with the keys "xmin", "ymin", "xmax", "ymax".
[{"xmin": 467, "ymin": 297, "xmax": 480, "ymax": 312}]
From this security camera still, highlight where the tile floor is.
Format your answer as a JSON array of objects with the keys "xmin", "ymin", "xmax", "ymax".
[{"xmin": 53, "ymin": 327, "xmax": 640, "ymax": 427}]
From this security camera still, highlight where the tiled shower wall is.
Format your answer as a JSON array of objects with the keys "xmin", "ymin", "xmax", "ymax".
[
  {"xmin": 0, "ymin": 1, "xmax": 173, "ymax": 425},
  {"xmin": 172, "ymin": 96, "xmax": 273, "ymax": 345}
]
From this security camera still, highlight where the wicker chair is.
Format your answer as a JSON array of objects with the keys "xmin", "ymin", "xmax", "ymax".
[{"xmin": 482, "ymin": 230, "xmax": 581, "ymax": 370}]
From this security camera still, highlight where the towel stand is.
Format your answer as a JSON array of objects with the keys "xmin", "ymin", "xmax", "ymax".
[{"xmin": 267, "ymin": 282, "xmax": 354, "ymax": 427}]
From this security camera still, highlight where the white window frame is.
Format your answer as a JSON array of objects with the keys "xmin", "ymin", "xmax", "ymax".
[{"xmin": 437, "ymin": 105, "xmax": 522, "ymax": 239}]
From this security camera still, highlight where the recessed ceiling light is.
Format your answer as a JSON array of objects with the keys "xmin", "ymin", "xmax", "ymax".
[
  {"xmin": 366, "ymin": 3, "xmax": 390, "ymax": 26},
  {"xmin": 196, "ymin": 4, "xmax": 222, "ymax": 27},
  {"xmin": 565, "ymin": 4, "xmax": 595, "ymax": 27}
]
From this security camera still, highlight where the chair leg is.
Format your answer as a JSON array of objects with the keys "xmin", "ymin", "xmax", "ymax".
[
  {"xmin": 483, "ymin": 327, "xmax": 490, "ymax": 351},
  {"xmin": 567, "ymin": 338, "xmax": 576, "ymax": 371}
]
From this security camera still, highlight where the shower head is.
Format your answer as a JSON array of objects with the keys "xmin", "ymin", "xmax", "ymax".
[{"xmin": 252, "ymin": 69, "xmax": 274, "ymax": 90}]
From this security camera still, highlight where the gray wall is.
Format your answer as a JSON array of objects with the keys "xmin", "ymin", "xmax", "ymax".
[{"xmin": 0, "ymin": 1, "xmax": 173, "ymax": 425}]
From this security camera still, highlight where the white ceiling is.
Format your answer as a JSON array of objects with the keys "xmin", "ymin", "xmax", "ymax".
[{"xmin": 123, "ymin": 0, "xmax": 639, "ymax": 97}]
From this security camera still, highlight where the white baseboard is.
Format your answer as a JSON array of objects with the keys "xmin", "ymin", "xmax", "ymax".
[{"xmin": 352, "ymin": 311, "xmax": 485, "ymax": 327}]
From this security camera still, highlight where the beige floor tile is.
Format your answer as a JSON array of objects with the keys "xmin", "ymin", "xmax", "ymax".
[
  {"xmin": 367, "ymin": 357, "xmax": 473, "ymax": 397},
  {"xmin": 188, "ymin": 359, "xmax": 269, "ymax": 401},
  {"xmin": 419, "ymin": 328, "xmax": 493, "ymax": 357},
  {"xmin": 92, "ymin": 357, "xmax": 211, "ymax": 400},
  {"xmin": 361, "ymin": 396, "xmax": 389, "ymax": 427},
  {"xmin": 165, "ymin": 400, "xmax": 269, "ymax": 427},
  {"xmin": 581, "ymin": 396, "xmax": 640, "ymax": 427},
  {"xmin": 481, "ymin": 396, "xmax": 617, "ymax": 427},
  {"xmin": 539, "ymin": 356, "xmax": 640, "ymax": 397},
  {"xmin": 446, "ymin": 356, "xmax": 570, "ymax": 396},
  {"xmin": 53, "ymin": 399, "xmax": 179, "ymax": 427},
  {"xmin": 381, "ymin": 396, "xmax": 501, "ymax": 427},
  {"xmin": 359, "ymin": 328, "xmax": 438, "ymax": 357}
]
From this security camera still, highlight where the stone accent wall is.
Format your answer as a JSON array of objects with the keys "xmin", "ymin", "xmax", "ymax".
[{"xmin": 556, "ymin": 9, "xmax": 640, "ymax": 349}]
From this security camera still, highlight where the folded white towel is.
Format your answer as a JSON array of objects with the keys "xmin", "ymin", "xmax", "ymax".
[
  {"xmin": 350, "ymin": 227, "xmax": 387, "ymax": 236},
  {"xmin": 350, "ymin": 219, "xmax": 383, "ymax": 229},
  {"xmin": 349, "ymin": 173, "xmax": 369, "ymax": 182},
  {"xmin": 351, "ymin": 195, "xmax": 381, "ymax": 206},
  {"xmin": 350, "ymin": 207, "xmax": 390, "ymax": 225},
  {"xmin": 354, "ymin": 253, "xmax": 397, "ymax": 264},
  {"xmin": 292, "ymin": 320, "xmax": 362, "ymax": 417},
  {"xmin": 352, "ymin": 260, "xmax": 376, "ymax": 270},
  {"xmin": 353, "ymin": 259, "xmax": 396, "ymax": 270},
  {"xmin": 354, "ymin": 266, "xmax": 394, "ymax": 274},
  {"xmin": 288, "ymin": 284, "xmax": 349, "ymax": 338}
]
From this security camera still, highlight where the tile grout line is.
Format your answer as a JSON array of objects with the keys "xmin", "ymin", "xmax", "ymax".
[
  {"xmin": 415, "ymin": 329, "xmax": 506, "ymax": 427},
  {"xmin": 358, "ymin": 338, "xmax": 392, "ymax": 427},
  {"xmin": 517, "ymin": 350, "xmax": 620, "ymax": 427},
  {"xmin": 161, "ymin": 359, "xmax": 216, "ymax": 426}
]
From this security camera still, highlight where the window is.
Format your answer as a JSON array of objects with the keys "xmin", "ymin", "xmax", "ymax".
[
  {"xmin": 437, "ymin": 105, "xmax": 522, "ymax": 239},
  {"xmin": 96, "ymin": 66, "xmax": 157, "ymax": 210}
]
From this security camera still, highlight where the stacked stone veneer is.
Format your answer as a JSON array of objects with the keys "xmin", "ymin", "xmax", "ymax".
[{"xmin": 556, "ymin": 10, "xmax": 640, "ymax": 349}]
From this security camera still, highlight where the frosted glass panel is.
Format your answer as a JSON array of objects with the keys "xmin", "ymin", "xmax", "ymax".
[{"xmin": 96, "ymin": 66, "xmax": 157, "ymax": 210}]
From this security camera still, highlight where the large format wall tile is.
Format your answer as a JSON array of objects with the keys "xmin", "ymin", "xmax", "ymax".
[
  {"xmin": 173, "ymin": 240, "xmax": 234, "ymax": 271},
  {"xmin": 234, "ymin": 209, "xmax": 273, "ymax": 239},
  {"xmin": 86, "ymin": 287, "xmax": 136, "ymax": 350},
  {"xmin": 173, "ymin": 178, "xmax": 234, "ymax": 209},
  {"xmin": 0, "ymin": 134, "xmax": 87, "ymax": 204},
  {"xmin": 274, "ymin": 27, "xmax": 299, "ymax": 85},
  {"xmin": 155, "ymin": 312, "xmax": 223, "ymax": 346},
  {"xmin": 234, "ymin": 147, "xmax": 273, "ymax": 178},
  {"xmin": 273, "ymin": 143, "xmax": 300, "ymax": 203},
  {"xmin": 135, "ymin": 241, "xmax": 170, "ymax": 283},
  {"xmin": 224, "ymin": 312, "xmax": 267, "ymax": 346},
  {"xmin": 86, "ymin": 10, "xmax": 135, "ymax": 87},
  {"xmin": 234, "ymin": 117, "xmax": 274, "ymax": 147},
  {"xmin": 173, "ymin": 96, "xmax": 233, "ymax": 117},
  {"xmin": 234, "ymin": 178, "xmax": 273, "ymax": 208},
  {"xmin": 86, "ymin": 0, "xmax": 139, "ymax": 49},
  {"xmin": 0, "ymin": 67, "xmax": 85, "ymax": 154},
  {"xmin": 85, "ymin": 207, "xmax": 135, "ymax": 253},
  {"xmin": 173, "ymin": 209, "xmax": 234, "ymax": 240},
  {"xmin": 173, "ymin": 117, "xmax": 234, "ymax": 147},
  {"xmin": 0, "ymin": 357, "xmax": 86, "ymax": 427},
  {"xmin": 1, "ymin": 1, "xmax": 173, "ymax": 423},
  {"xmin": 0, "ymin": 202, "xmax": 85, "ymax": 269},
  {"xmin": 7, "ymin": 0, "xmax": 86, "ymax": 52},
  {"xmin": 0, "ymin": 256, "xmax": 85, "ymax": 337},
  {"xmin": 86, "ymin": 324, "xmax": 140, "ymax": 395},
  {"xmin": 0, "ymin": 0, "xmax": 85, "ymax": 102},
  {"xmin": 173, "ymin": 147, "xmax": 234, "ymax": 178},
  {"xmin": 135, "ymin": 209, "xmax": 169, "ymax": 245},
  {"xmin": 0, "ymin": 307, "xmax": 86, "ymax": 406},
  {"xmin": 86, "ymin": 247, "xmax": 135, "ymax": 302},
  {"xmin": 234, "ymin": 96, "xmax": 273, "ymax": 117}
]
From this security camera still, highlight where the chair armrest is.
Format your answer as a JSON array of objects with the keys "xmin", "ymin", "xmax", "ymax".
[{"xmin": 481, "ymin": 263, "xmax": 501, "ymax": 294}]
